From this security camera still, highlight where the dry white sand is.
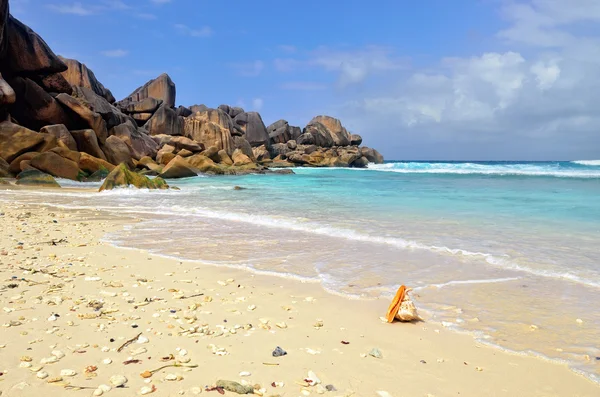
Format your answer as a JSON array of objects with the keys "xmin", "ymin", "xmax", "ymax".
[{"xmin": 0, "ymin": 202, "xmax": 598, "ymax": 397}]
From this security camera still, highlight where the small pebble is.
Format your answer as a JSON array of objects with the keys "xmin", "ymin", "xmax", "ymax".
[
  {"xmin": 60, "ymin": 369, "xmax": 77, "ymax": 377},
  {"xmin": 369, "ymin": 348, "xmax": 382, "ymax": 359},
  {"xmin": 110, "ymin": 374, "xmax": 128, "ymax": 387},
  {"xmin": 272, "ymin": 346, "xmax": 287, "ymax": 357}
]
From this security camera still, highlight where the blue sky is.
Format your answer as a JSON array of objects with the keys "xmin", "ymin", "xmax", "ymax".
[{"xmin": 11, "ymin": 0, "xmax": 600, "ymax": 160}]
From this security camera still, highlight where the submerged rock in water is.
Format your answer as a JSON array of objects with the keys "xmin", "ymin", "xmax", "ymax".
[
  {"xmin": 85, "ymin": 169, "xmax": 110, "ymax": 182},
  {"xmin": 99, "ymin": 163, "xmax": 169, "ymax": 191},
  {"xmin": 15, "ymin": 169, "xmax": 61, "ymax": 188}
]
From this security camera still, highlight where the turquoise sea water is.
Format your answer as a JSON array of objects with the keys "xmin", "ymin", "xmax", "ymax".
[{"xmin": 2, "ymin": 160, "xmax": 599, "ymax": 382}]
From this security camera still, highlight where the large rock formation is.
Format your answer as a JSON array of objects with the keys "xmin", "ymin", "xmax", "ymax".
[
  {"xmin": 109, "ymin": 122, "xmax": 158, "ymax": 160},
  {"xmin": 40, "ymin": 124, "xmax": 77, "ymax": 150},
  {"xmin": 4, "ymin": 15, "xmax": 67, "ymax": 75},
  {"xmin": 144, "ymin": 104, "xmax": 183, "ymax": 136},
  {"xmin": 233, "ymin": 112, "xmax": 269, "ymax": 147},
  {"xmin": 7, "ymin": 76, "xmax": 72, "ymax": 130},
  {"xmin": 0, "ymin": 121, "xmax": 44, "ymax": 163},
  {"xmin": 120, "ymin": 73, "xmax": 176, "ymax": 108},
  {"xmin": 59, "ymin": 57, "xmax": 115, "ymax": 103},
  {"xmin": 56, "ymin": 93, "xmax": 108, "ymax": 144},
  {"xmin": 309, "ymin": 115, "xmax": 351, "ymax": 146},
  {"xmin": 29, "ymin": 151, "xmax": 82, "ymax": 181},
  {"xmin": 0, "ymin": 2, "xmax": 383, "ymax": 183},
  {"xmin": 267, "ymin": 119, "xmax": 301, "ymax": 144},
  {"xmin": 70, "ymin": 129, "xmax": 106, "ymax": 160},
  {"xmin": 184, "ymin": 109, "xmax": 234, "ymax": 155},
  {"xmin": 159, "ymin": 155, "xmax": 198, "ymax": 179}
]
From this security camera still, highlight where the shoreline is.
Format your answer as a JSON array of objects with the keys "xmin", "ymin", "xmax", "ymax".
[{"xmin": 0, "ymin": 200, "xmax": 599, "ymax": 396}]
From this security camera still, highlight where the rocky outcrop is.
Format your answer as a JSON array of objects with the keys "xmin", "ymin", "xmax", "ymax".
[
  {"xmin": 232, "ymin": 135, "xmax": 255, "ymax": 160},
  {"xmin": 40, "ymin": 124, "xmax": 77, "ymax": 151},
  {"xmin": 33, "ymin": 72, "xmax": 72, "ymax": 95},
  {"xmin": 350, "ymin": 134, "xmax": 362, "ymax": 146},
  {"xmin": 36, "ymin": 132, "xmax": 58, "ymax": 153},
  {"xmin": 0, "ymin": 5, "xmax": 383, "ymax": 185},
  {"xmin": 184, "ymin": 110, "xmax": 234, "ymax": 155},
  {"xmin": 267, "ymin": 119, "xmax": 301, "ymax": 144},
  {"xmin": 58, "ymin": 57, "xmax": 115, "ymax": 103},
  {"xmin": 8, "ymin": 151, "xmax": 38, "ymax": 174},
  {"xmin": 175, "ymin": 105, "xmax": 192, "ymax": 117},
  {"xmin": 0, "ymin": 121, "xmax": 44, "ymax": 163},
  {"xmin": 156, "ymin": 144, "xmax": 176, "ymax": 165},
  {"xmin": 186, "ymin": 153, "xmax": 224, "ymax": 174},
  {"xmin": 50, "ymin": 146, "xmax": 81, "ymax": 163},
  {"xmin": 360, "ymin": 147, "xmax": 384, "ymax": 164},
  {"xmin": 29, "ymin": 151, "xmax": 82, "ymax": 181},
  {"xmin": 78, "ymin": 152, "xmax": 114, "ymax": 174},
  {"xmin": 70, "ymin": 129, "xmax": 106, "ymax": 160},
  {"xmin": 7, "ymin": 76, "xmax": 71, "ymax": 130},
  {"xmin": 159, "ymin": 155, "xmax": 198, "ymax": 179},
  {"xmin": 151, "ymin": 134, "xmax": 204, "ymax": 153},
  {"xmin": 120, "ymin": 73, "xmax": 176, "ymax": 108},
  {"xmin": 103, "ymin": 135, "xmax": 134, "ymax": 168},
  {"xmin": 233, "ymin": 112, "xmax": 269, "ymax": 147},
  {"xmin": 109, "ymin": 122, "xmax": 158, "ymax": 160},
  {"xmin": 56, "ymin": 93, "xmax": 108, "ymax": 144},
  {"xmin": 309, "ymin": 116, "xmax": 351, "ymax": 146},
  {"xmin": 0, "ymin": 155, "xmax": 9, "ymax": 177},
  {"xmin": 121, "ymin": 97, "xmax": 162, "ymax": 114},
  {"xmin": 217, "ymin": 149, "xmax": 233, "ymax": 165},
  {"xmin": 5, "ymin": 16, "xmax": 67, "ymax": 75},
  {"xmin": 0, "ymin": 72, "xmax": 15, "ymax": 110},
  {"xmin": 232, "ymin": 149, "xmax": 254, "ymax": 167},
  {"xmin": 99, "ymin": 163, "xmax": 169, "ymax": 191},
  {"xmin": 144, "ymin": 104, "xmax": 183, "ymax": 136},
  {"xmin": 303, "ymin": 122, "xmax": 334, "ymax": 147}
]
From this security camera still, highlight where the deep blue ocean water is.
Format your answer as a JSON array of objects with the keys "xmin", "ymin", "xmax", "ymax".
[{"xmin": 2, "ymin": 160, "xmax": 599, "ymax": 381}]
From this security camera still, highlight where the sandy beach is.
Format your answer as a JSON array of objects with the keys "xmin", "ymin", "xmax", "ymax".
[{"xmin": 0, "ymin": 199, "xmax": 597, "ymax": 397}]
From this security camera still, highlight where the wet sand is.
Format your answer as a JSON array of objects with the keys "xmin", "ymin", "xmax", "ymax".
[{"xmin": 0, "ymin": 203, "xmax": 598, "ymax": 397}]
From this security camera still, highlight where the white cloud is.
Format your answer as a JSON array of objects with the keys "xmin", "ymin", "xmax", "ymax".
[
  {"xmin": 101, "ymin": 49, "xmax": 129, "ymax": 58},
  {"xmin": 280, "ymin": 82, "xmax": 327, "ymax": 91},
  {"xmin": 252, "ymin": 98, "xmax": 264, "ymax": 111},
  {"xmin": 310, "ymin": 45, "xmax": 406, "ymax": 87},
  {"xmin": 47, "ymin": 2, "xmax": 96, "ymax": 16},
  {"xmin": 174, "ymin": 24, "xmax": 213, "ymax": 38},
  {"xmin": 530, "ymin": 59, "xmax": 561, "ymax": 89},
  {"xmin": 227, "ymin": 60, "xmax": 264, "ymax": 77},
  {"xmin": 320, "ymin": 0, "xmax": 600, "ymax": 160},
  {"xmin": 150, "ymin": 0, "xmax": 172, "ymax": 4}
]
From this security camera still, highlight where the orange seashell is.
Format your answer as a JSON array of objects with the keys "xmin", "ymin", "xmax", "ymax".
[
  {"xmin": 385, "ymin": 285, "xmax": 407, "ymax": 323},
  {"xmin": 140, "ymin": 370, "xmax": 153, "ymax": 378}
]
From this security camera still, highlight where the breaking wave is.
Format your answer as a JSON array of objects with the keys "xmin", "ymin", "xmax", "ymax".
[{"xmin": 366, "ymin": 161, "xmax": 600, "ymax": 178}]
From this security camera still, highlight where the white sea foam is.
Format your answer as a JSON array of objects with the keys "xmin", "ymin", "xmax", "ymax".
[
  {"xmin": 10, "ymin": 195, "xmax": 596, "ymax": 290},
  {"xmin": 419, "ymin": 277, "xmax": 521, "ymax": 290},
  {"xmin": 571, "ymin": 160, "xmax": 600, "ymax": 166},
  {"xmin": 357, "ymin": 162, "xmax": 600, "ymax": 178}
]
